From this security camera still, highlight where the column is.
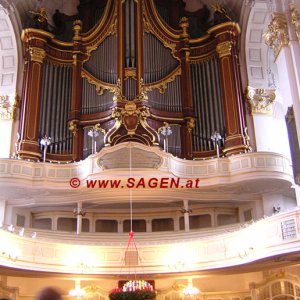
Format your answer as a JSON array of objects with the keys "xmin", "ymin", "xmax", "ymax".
[
  {"xmin": 208, "ymin": 22, "xmax": 249, "ymax": 155},
  {"xmin": 0, "ymin": 200, "xmax": 6, "ymax": 225},
  {"xmin": 183, "ymin": 199, "xmax": 190, "ymax": 232},
  {"xmin": 264, "ymin": 12, "xmax": 300, "ymax": 148},
  {"xmin": 249, "ymin": 283, "xmax": 258, "ymax": 300},
  {"xmin": 246, "ymin": 87, "xmax": 291, "ymax": 158},
  {"xmin": 179, "ymin": 18, "xmax": 195, "ymax": 159},
  {"xmin": 118, "ymin": 220, "xmax": 123, "ymax": 233},
  {"xmin": 69, "ymin": 21, "xmax": 85, "ymax": 161},
  {"xmin": 18, "ymin": 29, "xmax": 54, "ymax": 161},
  {"xmin": 75, "ymin": 202, "xmax": 83, "ymax": 235}
]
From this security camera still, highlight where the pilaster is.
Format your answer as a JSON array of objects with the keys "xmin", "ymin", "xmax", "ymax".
[
  {"xmin": 18, "ymin": 29, "xmax": 54, "ymax": 161},
  {"xmin": 209, "ymin": 22, "xmax": 249, "ymax": 155}
]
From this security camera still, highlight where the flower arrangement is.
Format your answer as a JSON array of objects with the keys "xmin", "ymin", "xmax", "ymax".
[{"xmin": 109, "ymin": 280, "xmax": 156, "ymax": 300}]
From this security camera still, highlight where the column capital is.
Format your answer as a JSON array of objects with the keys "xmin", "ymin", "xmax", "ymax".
[
  {"xmin": 216, "ymin": 41, "xmax": 232, "ymax": 58},
  {"xmin": 290, "ymin": 4, "xmax": 300, "ymax": 43},
  {"xmin": 29, "ymin": 47, "xmax": 46, "ymax": 63},
  {"xmin": 263, "ymin": 12, "xmax": 289, "ymax": 60},
  {"xmin": 246, "ymin": 86, "xmax": 276, "ymax": 115}
]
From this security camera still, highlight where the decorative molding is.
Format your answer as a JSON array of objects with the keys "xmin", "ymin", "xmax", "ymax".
[
  {"xmin": 290, "ymin": 4, "xmax": 300, "ymax": 43},
  {"xmin": 263, "ymin": 12, "xmax": 289, "ymax": 60},
  {"xmin": 246, "ymin": 86, "xmax": 276, "ymax": 115},
  {"xmin": 216, "ymin": 41, "xmax": 232, "ymax": 58},
  {"xmin": 29, "ymin": 47, "xmax": 46, "ymax": 63}
]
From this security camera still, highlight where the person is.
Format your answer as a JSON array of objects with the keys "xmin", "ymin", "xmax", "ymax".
[{"xmin": 36, "ymin": 287, "xmax": 62, "ymax": 300}]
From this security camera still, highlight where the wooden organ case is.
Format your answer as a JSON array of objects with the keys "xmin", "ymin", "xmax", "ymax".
[{"xmin": 18, "ymin": 0, "xmax": 250, "ymax": 162}]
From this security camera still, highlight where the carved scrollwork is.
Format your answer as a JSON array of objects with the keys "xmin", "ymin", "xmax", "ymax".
[
  {"xmin": 246, "ymin": 86, "xmax": 276, "ymax": 115},
  {"xmin": 144, "ymin": 67, "xmax": 181, "ymax": 94},
  {"xmin": 186, "ymin": 117, "xmax": 195, "ymax": 133},
  {"xmin": 81, "ymin": 69, "xmax": 115, "ymax": 96},
  {"xmin": 68, "ymin": 120, "xmax": 78, "ymax": 135},
  {"xmin": 263, "ymin": 12, "xmax": 289, "ymax": 59}
]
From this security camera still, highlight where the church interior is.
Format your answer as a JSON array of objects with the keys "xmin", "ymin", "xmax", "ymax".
[{"xmin": 0, "ymin": 0, "xmax": 300, "ymax": 299}]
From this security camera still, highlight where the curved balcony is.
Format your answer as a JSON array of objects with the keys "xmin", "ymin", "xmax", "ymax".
[
  {"xmin": 0, "ymin": 208, "xmax": 300, "ymax": 275},
  {"xmin": 0, "ymin": 142, "xmax": 294, "ymax": 205}
]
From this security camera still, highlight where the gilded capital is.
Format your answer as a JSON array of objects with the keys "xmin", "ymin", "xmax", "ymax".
[
  {"xmin": 246, "ymin": 86, "xmax": 276, "ymax": 115},
  {"xmin": 263, "ymin": 12, "xmax": 289, "ymax": 59},
  {"xmin": 290, "ymin": 4, "xmax": 300, "ymax": 43},
  {"xmin": 0, "ymin": 95, "xmax": 13, "ymax": 120},
  {"xmin": 29, "ymin": 47, "xmax": 46, "ymax": 63},
  {"xmin": 216, "ymin": 41, "xmax": 232, "ymax": 58}
]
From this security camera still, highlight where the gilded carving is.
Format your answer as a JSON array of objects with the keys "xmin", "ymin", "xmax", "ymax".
[
  {"xmin": 179, "ymin": 17, "xmax": 189, "ymax": 39},
  {"xmin": 0, "ymin": 95, "xmax": 12, "ymax": 120},
  {"xmin": 216, "ymin": 41, "xmax": 232, "ymax": 58},
  {"xmin": 137, "ymin": 78, "xmax": 148, "ymax": 101},
  {"xmin": 29, "ymin": 47, "xmax": 46, "ymax": 63},
  {"xmin": 106, "ymin": 101, "xmax": 158, "ymax": 144},
  {"xmin": 125, "ymin": 68, "xmax": 137, "ymax": 80},
  {"xmin": 263, "ymin": 12, "xmax": 289, "ymax": 59},
  {"xmin": 290, "ymin": 4, "xmax": 300, "ymax": 43},
  {"xmin": 81, "ymin": 70, "xmax": 115, "ymax": 95},
  {"xmin": 69, "ymin": 121, "xmax": 78, "ymax": 135},
  {"xmin": 246, "ymin": 86, "xmax": 276, "ymax": 115},
  {"xmin": 186, "ymin": 117, "xmax": 195, "ymax": 133},
  {"xmin": 94, "ymin": 123, "xmax": 106, "ymax": 135},
  {"xmin": 113, "ymin": 79, "xmax": 126, "ymax": 102},
  {"xmin": 144, "ymin": 67, "xmax": 181, "ymax": 94},
  {"xmin": 73, "ymin": 20, "xmax": 82, "ymax": 42}
]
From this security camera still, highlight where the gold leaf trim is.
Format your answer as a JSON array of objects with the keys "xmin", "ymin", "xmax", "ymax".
[
  {"xmin": 81, "ymin": 69, "xmax": 115, "ymax": 95},
  {"xmin": 144, "ymin": 67, "xmax": 181, "ymax": 94}
]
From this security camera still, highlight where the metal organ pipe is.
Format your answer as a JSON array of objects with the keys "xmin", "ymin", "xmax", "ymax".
[
  {"xmin": 191, "ymin": 56, "xmax": 225, "ymax": 152},
  {"xmin": 39, "ymin": 61, "xmax": 73, "ymax": 155},
  {"xmin": 143, "ymin": 33, "xmax": 179, "ymax": 84},
  {"xmin": 83, "ymin": 35, "xmax": 117, "ymax": 84}
]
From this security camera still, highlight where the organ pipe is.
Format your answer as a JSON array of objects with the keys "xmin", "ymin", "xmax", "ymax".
[
  {"xmin": 147, "ymin": 76, "xmax": 182, "ymax": 112},
  {"xmin": 81, "ymin": 78, "xmax": 114, "ymax": 114},
  {"xmin": 39, "ymin": 61, "xmax": 73, "ymax": 154},
  {"xmin": 83, "ymin": 35, "xmax": 117, "ymax": 84},
  {"xmin": 143, "ymin": 33, "xmax": 179, "ymax": 84},
  {"xmin": 191, "ymin": 56, "xmax": 225, "ymax": 152}
]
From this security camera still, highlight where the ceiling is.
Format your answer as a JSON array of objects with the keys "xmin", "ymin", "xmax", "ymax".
[{"xmin": 8, "ymin": 0, "xmax": 245, "ymax": 29}]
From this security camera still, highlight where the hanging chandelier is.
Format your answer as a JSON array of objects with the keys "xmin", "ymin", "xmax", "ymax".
[{"xmin": 109, "ymin": 144, "xmax": 156, "ymax": 300}]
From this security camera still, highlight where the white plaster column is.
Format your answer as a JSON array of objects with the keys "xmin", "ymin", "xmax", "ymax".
[
  {"xmin": 276, "ymin": 46, "xmax": 300, "ymax": 145},
  {"xmin": 52, "ymin": 216, "xmax": 58, "ymax": 230},
  {"xmin": 183, "ymin": 199, "xmax": 190, "ymax": 232},
  {"xmin": 294, "ymin": 184, "xmax": 300, "ymax": 206},
  {"xmin": 0, "ymin": 200, "xmax": 6, "ymax": 225},
  {"xmin": 146, "ymin": 219, "xmax": 152, "ymax": 232},
  {"xmin": 118, "ymin": 220, "xmax": 123, "ymax": 233},
  {"xmin": 174, "ymin": 214, "xmax": 180, "ymax": 231},
  {"xmin": 76, "ymin": 202, "xmax": 83, "ymax": 235}
]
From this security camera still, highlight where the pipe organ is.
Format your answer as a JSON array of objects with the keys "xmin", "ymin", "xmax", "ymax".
[{"xmin": 18, "ymin": 0, "xmax": 250, "ymax": 162}]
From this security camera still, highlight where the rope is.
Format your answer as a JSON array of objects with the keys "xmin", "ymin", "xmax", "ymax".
[{"xmin": 130, "ymin": 143, "xmax": 133, "ymax": 232}]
